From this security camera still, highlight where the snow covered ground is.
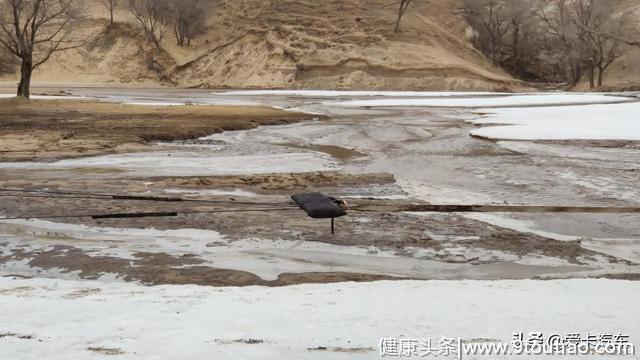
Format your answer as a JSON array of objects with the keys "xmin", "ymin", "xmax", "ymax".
[
  {"xmin": 470, "ymin": 102, "xmax": 640, "ymax": 141},
  {"xmin": 5, "ymin": 90, "xmax": 639, "ymax": 143},
  {"xmin": 0, "ymin": 150, "xmax": 340, "ymax": 176},
  {"xmin": 0, "ymin": 277, "xmax": 638, "ymax": 360},
  {"xmin": 496, "ymin": 141, "xmax": 640, "ymax": 164},
  {"xmin": 162, "ymin": 188, "xmax": 259, "ymax": 197},
  {"xmin": 2, "ymin": 89, "xmax": 639, "ymax": 359},
  {"xmin": 4, "ymin": 90, "xmax": 635, "ymax": 110},
  {"xmin": 335, "ymin": 94, "xmax": 633, "ymax": 108},
  {"xmin": 462, "ymin": 213, "xmax": 640, "ymax": 264},
  {"xmin": 0, "ymin": 219, "xmax": 595, "ymax": 282},
  {"xmin": 216, "ymin": 90, "xmax": 508, "ymax": 97},
  {"xmin": 0, "ymin": 94, "xmax": 88, "ymax": 101},
  {"xmin": 115, "ymin": 98, "xmax": 263, "ymax": 107}
]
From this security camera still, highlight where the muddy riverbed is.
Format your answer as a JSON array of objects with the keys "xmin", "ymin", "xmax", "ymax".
[{"xmin": 0, "ymin": 89, "xmax": 639, "ymax": 285}]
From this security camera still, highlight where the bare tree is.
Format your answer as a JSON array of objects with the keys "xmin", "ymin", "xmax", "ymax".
[
  {"xmin": 572, "ymin": 0, "xmax": 598, "ymax": 87},
  {"xmin": 130, "ymin": 0, "xmax": 170, "ymax": 49},
  {"xmin": 100, "ymin": 0, "xmax": 118, "ymax": 26},
  {"xmin": 0, "ymin": 45, "xmax": 18, "ymax": 74},
  {"xmin": 464, "ymin": 0, "xmax": 509, "ymax": 65},
  {"xmin": 0, "ymin": 0, "xmax": 79, "ymax": 98},
  {"xmin": 582, "ymin": 4, "xmax": 630, "ymax": 86},
  {"xmin": 170, "ymin": 0, "xmax": 205, "ymax": 47},
  {"xmin": 578, "ymin": 23, "xmax": 640, "ymax": 48},
  {"xmin": 535, "ymin": 0, "xmax": 630, "ymax": 88},
  {"xmin": 463, "ymin": 0, "xmax": 633, "ymax": 86},
  {"xmin": 539, "ymin": 0, "xmax": 586, "ymax": 85},
  {"xmin": 565, "ymin": 0, "xmax": 629, "ymax": 87},
  {"xmin": 464, "ymin": 0, "xmax": 542, "ymax": 78},
  {"xmin": 394, "ymin": 0, "xmax": 415, "ymax": 33},
  {"xmin": 503, "ymin": 0, "xmax": 541, "ymax": 77}
]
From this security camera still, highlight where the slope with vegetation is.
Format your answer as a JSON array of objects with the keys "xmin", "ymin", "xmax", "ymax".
[
  {"xmin": 463, "ymin": 0, "xmax": 640, "ymax": 89},
  {"xmin": 4, "ymin": 0, "xmax": 638, "ymax": 91},
  {"xmin": 1, "ymin": 0, "xmax": 521, "ymax": 91},
  {"xmin": 172, "ymin": 0, "xmax": 520, "ymax": 90}
]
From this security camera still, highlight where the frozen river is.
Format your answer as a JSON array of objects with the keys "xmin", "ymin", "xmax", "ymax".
[
  {"xmin": 1, "ymin": 89, "xmax": 640, "ymax": 269},
  {"xmin": 2, "ymin": 89, "xmax": 640, "ymax": 359},
  {"xmin": 44, "ymin": 88, "xmax": 639, "ymax": 246}
]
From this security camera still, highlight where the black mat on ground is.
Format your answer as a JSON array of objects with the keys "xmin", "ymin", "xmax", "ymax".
[{"xmin": 291, "ymin": 192, "xmax": 347, "ymax": 219}]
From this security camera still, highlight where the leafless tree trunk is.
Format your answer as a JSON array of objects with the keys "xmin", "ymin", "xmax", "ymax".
[
  {"xmin": 593, "ymin": 25, "xmax": 628, "ymax": 87},
  {"xmin": 394, "ymin": 0, "xmax": 414, "ymax": 33},
  {"xmin": 575, "ymin": 17, "xmax": 638, "ymax": 85},
  {"xmin": 588, "ymin": 52, "xmax": 595, "ymax": 88},
  {"xmin": 463, "ymin": 0, "xmax": 631, "ymax": 85},
  {"xmin": 577, "ymin": 23, "xmax": 640, "ymax": 48},
  {"xmin": 573, "ymin": 0, "xmax": 629, "ymax": 87},
  {"xmin": 482, "ymin": 1, "xmax": 506, "ymax": 64},
  {"xmin": 0, "ymin": 43, "xmax": 17, "ymax": 74},
  {"xmin": 130, "ymin": 0, "xmax": 170, "ymax": 49},
  {"xmin": 573, "ymin": 0, "xmax": 597, "ymax": 88},
  {"xmin": 100, "ymin": 0, "xmax": 118, "ymax": 26},
  {"xmin": 170, "ymin": 0, "xmax": 204, "ymax": 47},
  {"xmin": 539, "ymin": 0, "xmax": 586, "ymax": 86},
  {"xmin": 0, "ymin": 0, "xmax": 79, "ymax": 98},
  {"xmin": 505, "ymin": 0, "xmax": 541, "ymax": 77},
  {"xmin": 464, "ymin": 0, "xmax": 523, "ymax": 69}
]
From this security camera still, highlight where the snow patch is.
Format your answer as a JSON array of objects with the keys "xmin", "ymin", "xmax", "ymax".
[
  {"xmin": 0, "ymin": 277, "xmax": 639, "ymax": 360},
  {"xmin": 462, "ymin": 213, "xmax": 640, "ymax": 263},
  {"xmin": 162, "ymin": 188, "xmax": 259, "ymax": 198},
  {"xmin": 397, "ymin": 179, "xmax": 493, "ymax": 204},
  {"xmin": 336, "ymin": 94, "xmax": 632, "ymax": 108},
  {"xmin": 470, "ymin": 102, "xmax": 640, "ymax": 141},
  {"xmin": 217, "ymin": 90, "xmax": 507, "ymax": 97},
  {"xmin": 0, "ymin": 151, "xmax": 340, "ymax": 176}
]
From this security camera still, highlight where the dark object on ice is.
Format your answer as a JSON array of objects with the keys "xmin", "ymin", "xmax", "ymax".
[
  {"xmin": 291, "ymin": 192, "xmax": 348, "ymax": 219},
  {"xmin": 291, "ymin": 192, "xmax": 348, "ymax": 235}
]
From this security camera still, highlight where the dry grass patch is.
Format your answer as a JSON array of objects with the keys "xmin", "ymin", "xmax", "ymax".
[{"xmin": 0, "ymin": 98, "xmax": 315, "ymax": 161}]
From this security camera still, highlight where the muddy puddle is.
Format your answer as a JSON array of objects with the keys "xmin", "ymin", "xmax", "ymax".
[{"xmin": 275, "ymin": 143, "xmax": 366, "ymax": 162}]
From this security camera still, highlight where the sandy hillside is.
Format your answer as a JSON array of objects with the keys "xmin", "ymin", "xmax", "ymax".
[
  {"xmin": 1, "ymin": 0, "xmax": 522, "ymax": 91},
  {"xmin": 594, "ymin": 0, "xmax": 640, "ymax": 89}
]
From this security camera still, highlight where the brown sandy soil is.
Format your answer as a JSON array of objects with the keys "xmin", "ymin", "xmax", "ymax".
[
  {"xmin": 1, "ymin": 245, "xmax": 397, "ymax": 287},
  {"xmin": 0, "ymin": 98, "xmax": 314, "ymax": 162},
  {"xmin": 2, "ymin": 0, "xmax": 638, "ymax": 90},
  {"xmin": 161, "ymin": 172, "xmax": 396, "ymax": 192},
  {"xmin": 0, "ymin": 171, "xmax": 395, "ymax": 193},
  {"xmin": 0, "ymin": 0, "xmax": 524, "ymax": 91},
  {"xmin": 0, "ymin": 172, "xmax": 632, "ymax": 286},
  {"xmin": 0, "ymin": 85, "xmax": 73, "ymax": 95},
  {"xmin": 0, "ymin": 171, "xmax": 414, "ymax": 286},
  {"xmin": 1, "ymin": 96, "xmax": 637, "ymax": 286}
]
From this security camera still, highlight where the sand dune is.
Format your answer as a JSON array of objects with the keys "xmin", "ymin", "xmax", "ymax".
[{"xmin": 1, "ymin": 0, "xmax": 522, "ymax": 91}]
